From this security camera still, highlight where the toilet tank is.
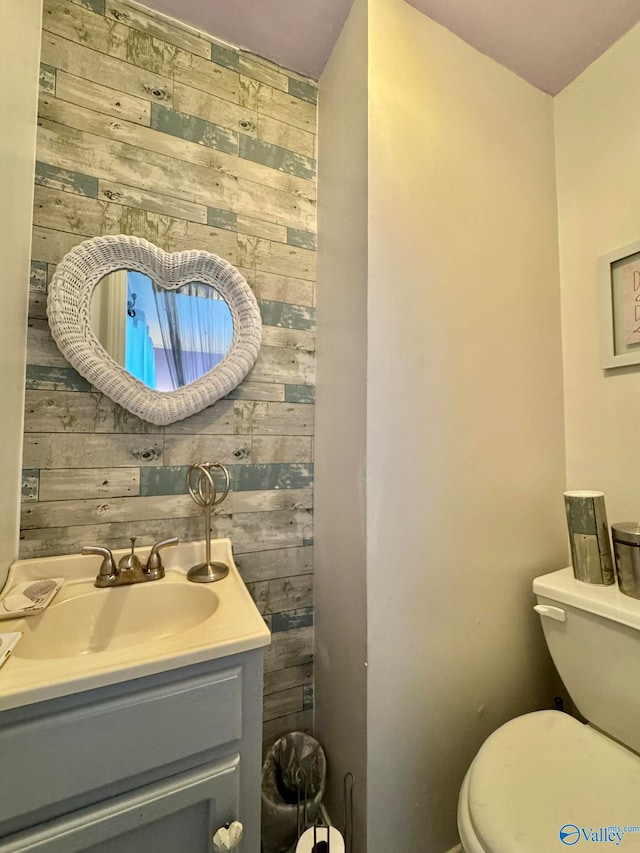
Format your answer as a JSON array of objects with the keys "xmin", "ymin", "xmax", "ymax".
[{"xmin": 534, "ymin": 567, "xmax": 640, "ymax": 755}]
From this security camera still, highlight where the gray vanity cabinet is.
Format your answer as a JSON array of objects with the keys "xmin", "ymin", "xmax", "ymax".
[{"xmin": 0, "ymin": 649, "xmax": 264, "ymax": 852}]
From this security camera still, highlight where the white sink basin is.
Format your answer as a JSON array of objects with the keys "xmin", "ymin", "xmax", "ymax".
[
  {"xmin": 0, "ymin": 539, "xmax": 270, "ymax": 712},
  {"xmin": 14, "ymin": 580, "xmax": 219, "ymax": 660}
]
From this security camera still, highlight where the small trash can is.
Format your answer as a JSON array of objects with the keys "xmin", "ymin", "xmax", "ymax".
[{"xmin": 261, "ymin": 732, "xmax": 327, "ymax": 853}]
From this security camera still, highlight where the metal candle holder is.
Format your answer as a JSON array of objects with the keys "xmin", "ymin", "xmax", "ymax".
[{"xmin": 186, "ymin": 461, "xmax": 230, "ymax": 583}]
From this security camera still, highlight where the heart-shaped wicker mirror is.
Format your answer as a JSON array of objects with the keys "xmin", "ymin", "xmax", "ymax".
[{"xmin": 47, "ymin": 235, "xmax": 262, "ymax": 426}]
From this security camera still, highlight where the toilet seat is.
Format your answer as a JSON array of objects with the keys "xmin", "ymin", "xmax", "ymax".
[{"xmin": 458, "ymin": 710, "xmax": 640, "ymax": 852}]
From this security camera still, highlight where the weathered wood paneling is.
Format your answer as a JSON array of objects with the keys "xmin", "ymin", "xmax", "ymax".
[
  {"xmin": 97, "ymin": 179, "xmax": 208, "ymax": 224},
  {"xmin": 247, "ymin": 574, "xmax": 313, "ymax": 616},
  {"xmin": 41, "ymin": 32, "xmax": 175, "ymax": 105},
  {"xmin": 257, "ymin": 114, "xmax": 315, "ymax": 159},
  {"xmin": 262, "ymin": 710, "xmax": 314, "ymax": 753},
  {"xmin": 240, "ymin": 77, "xmax": 315, "ymax": 131},
  {"xmin": 25, "ymin": 0, "xmax": 317, "ymax": 743},
  {"xmin": 24, "ymin": 390, "xmax": 97, "ymax": 432},
  {"xmin": 263, "ymin": 662, "xmax": 313, "ymax": 696},
  {"xmin": 56, "ymin": 71, "xmax": 152, "ymax": 125},
  {"xmin": 252, "ymin": 270, "xmax": 315, "ymax": 307},
  {"xmin": 24, "ymin": 433, "xmax": 164, "ymax": 468},
  {"xmin": 263, "ymin": 686, "xmax": 304, "ymax": 722},
  {"xmin": 248, "ymin": 345, "xmax": 315, "ymax": 385},
  {"xmin": 235, "ymin": 545, "xmax": 313, "ymax": 583},
  {"xmin": 164, "ymin": 401, "xmax": 314, "ymax": 436},
  {"xmin": 264, "ymin": 626, "xmax": 313, "ymax": 672},
  {"xmin": 173, "ymin": 50, "xmax": 240, "ymax": 105},
  {"xmin": 104, "ymin": 1, "xmax": 211, "ymax": 59},
  {"xmin": 39, "ymin": 467, "xmax": 140, "ymax": 500}
]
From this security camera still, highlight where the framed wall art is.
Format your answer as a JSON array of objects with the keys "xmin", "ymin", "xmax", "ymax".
[{"xmin": 598, "ymin": 239, "xmax": 640, "ymax": 369}]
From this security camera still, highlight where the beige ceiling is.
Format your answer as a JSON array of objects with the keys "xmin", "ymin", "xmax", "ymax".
[
  {"xmin": 143, "ymin": 0, "xmax": 640, "ymax": 93},
  {"xmin": 408, "ymin": 0, "xmax": 640, "ymax": 94}
]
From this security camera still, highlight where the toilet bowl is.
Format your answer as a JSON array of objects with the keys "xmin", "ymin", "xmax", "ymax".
[{"xmin": 457, "ymin": 567, "xmax": 640, "ymax": 852}]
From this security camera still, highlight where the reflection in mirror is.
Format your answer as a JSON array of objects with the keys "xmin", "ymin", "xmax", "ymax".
[{"xmin": 91, "ymin": 270, "xmax": 234, "ymax": 392}]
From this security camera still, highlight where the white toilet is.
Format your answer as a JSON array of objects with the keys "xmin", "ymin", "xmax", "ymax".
[{"xmin": 457, "ymin": 566, "xmax": 640, "ymax": 852}]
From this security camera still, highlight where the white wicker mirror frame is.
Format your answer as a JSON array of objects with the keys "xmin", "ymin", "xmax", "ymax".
[{"xmin": 47, "ymin": 235, "xmax": 262, "ymax": 426}]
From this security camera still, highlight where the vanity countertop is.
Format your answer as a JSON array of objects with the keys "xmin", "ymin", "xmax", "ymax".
[{"xmin": 0, "ymin": 539, "xmax": 270, "ymax": 712}]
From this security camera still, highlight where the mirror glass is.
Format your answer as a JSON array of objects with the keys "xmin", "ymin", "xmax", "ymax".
[{"xmin": 91, "ymin": 270, "xmax": 234, "ymax": 392}]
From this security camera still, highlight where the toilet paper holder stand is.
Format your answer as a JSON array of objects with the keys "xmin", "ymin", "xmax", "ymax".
[{"xmin": 294, "ymin": 771, "xmax": 354, "ymax": 853}]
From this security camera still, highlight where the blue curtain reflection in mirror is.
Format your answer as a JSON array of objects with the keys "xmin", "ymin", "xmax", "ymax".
[
  {"xmin": 125, "ymin": 272, "xmax": 234, "ymax": 391},
  {"xmin": 92, "ymin": 270, "xmax": 234, "ymax": 392},
  {"xmin": 125, "ymin": 279, "xmax": 156, "ymax": 388}
]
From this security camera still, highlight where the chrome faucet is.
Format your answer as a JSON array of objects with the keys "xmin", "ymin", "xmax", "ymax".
[{"xmin": 82, "ymin": 537, "xmax": 179, "ymax": 588}]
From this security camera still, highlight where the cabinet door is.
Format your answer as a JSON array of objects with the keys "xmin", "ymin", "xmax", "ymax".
[
  {"xmin": 0, "ymin": 756, "xmax": 240, "ymax": 853},
  {"xmin": 0, "ymin": 665, "xmax": 242, "ymax": 835}
]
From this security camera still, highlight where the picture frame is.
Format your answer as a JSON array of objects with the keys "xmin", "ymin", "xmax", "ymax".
[{"xmin": 598, "ymin": 239, "xmax": 640, "ymax": 369}]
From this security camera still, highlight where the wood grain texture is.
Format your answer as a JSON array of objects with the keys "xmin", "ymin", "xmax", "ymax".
[
  {"xmin": 264, "ymin": 626, "xmax": 313, "ymax": 672},
  {"xmin": 263, "ymin": 686, "xmax": 304, "ymax": 722},
  {"xmin": 247, "ymin": 573, "xmax": 313, "ymax": 616},
  {"xmin": 41, "ymin": 32, "xmax": 175, "ymax": 106},
  {"xmin": 105, "ymin": 1, "xmax": 211, "ymax": 59},
  {"xmin": 26, "ymin": 0, "xmax": 317, "ymax": 737},
  {"xmin": 56, "ymin": 71, "xmax": 152, "ymax": 126},
  {"xmin": 39, "ymin": 467, "xmax": 140, "ymax": 500},
  {"xmin": 163, "ymin": 400, "xmax": 314, "ymax": 436},
  {"xmin": 239, "ymin": 76, "xmax": 315, "ymax": 131},
  {"xmin": 263, "ymin": 662, "xmax": 313, "ymax": 695}
]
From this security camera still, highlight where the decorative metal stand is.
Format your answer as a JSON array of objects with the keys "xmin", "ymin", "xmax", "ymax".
[
  {"xmin": 291, "ymin": 768, "xmax": 352, "ymax": 853},
  {"xmin": 186, "ymin": 461, "xmax": 230, "ymax": 583}
]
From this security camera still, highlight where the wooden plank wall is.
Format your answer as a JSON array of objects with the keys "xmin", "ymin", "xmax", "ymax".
[{"xmin": 24, "ymin": 0, "xmax": 317, "ymax": 745}]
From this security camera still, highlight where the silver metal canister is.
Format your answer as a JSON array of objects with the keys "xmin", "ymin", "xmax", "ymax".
[{"xmin": 611, "ymin": 523, "xmax": 640, "ymax": 599}]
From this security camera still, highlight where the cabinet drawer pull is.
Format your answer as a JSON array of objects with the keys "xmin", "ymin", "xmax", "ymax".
[{"xmin": 213, "ymin": 820, "xmax": 243, "ymax": 852}]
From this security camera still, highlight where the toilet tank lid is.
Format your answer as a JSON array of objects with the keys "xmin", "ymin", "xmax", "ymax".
[
  {"xmin": 534, "ymin": 567, "xmax": 640, "ymax": 632},
  {"xmin": 467, "ymin": 711, "xmax": 640, "ymax": 852}
]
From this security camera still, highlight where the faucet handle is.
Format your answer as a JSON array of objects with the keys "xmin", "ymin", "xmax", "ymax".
[
  {"xmin": 82, "ymin": 545, "xmax": 117, "ymax": 587},
  {"xmin": 146, "ymin": 537, "xmax": 179, "ymax": 579}
]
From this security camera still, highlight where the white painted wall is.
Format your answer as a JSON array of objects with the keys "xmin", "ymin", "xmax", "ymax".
[
  {"xmin": 365, "ymin": 0, "xmax": 567, "ymax": 848},
  {"xmin": 555, "ymin": 21, "xmax": 640, "ymax": 526},
  {"xmin": 0, "ymin": 0, "xmax": 42, "ymax": 590},
  {"xmin": 315, "ymin": 0, "xmax": 369, "ymax": 846},
  {"xmin": 317, "ymin": 0, "xmax": 569, "ymax": 846}
]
